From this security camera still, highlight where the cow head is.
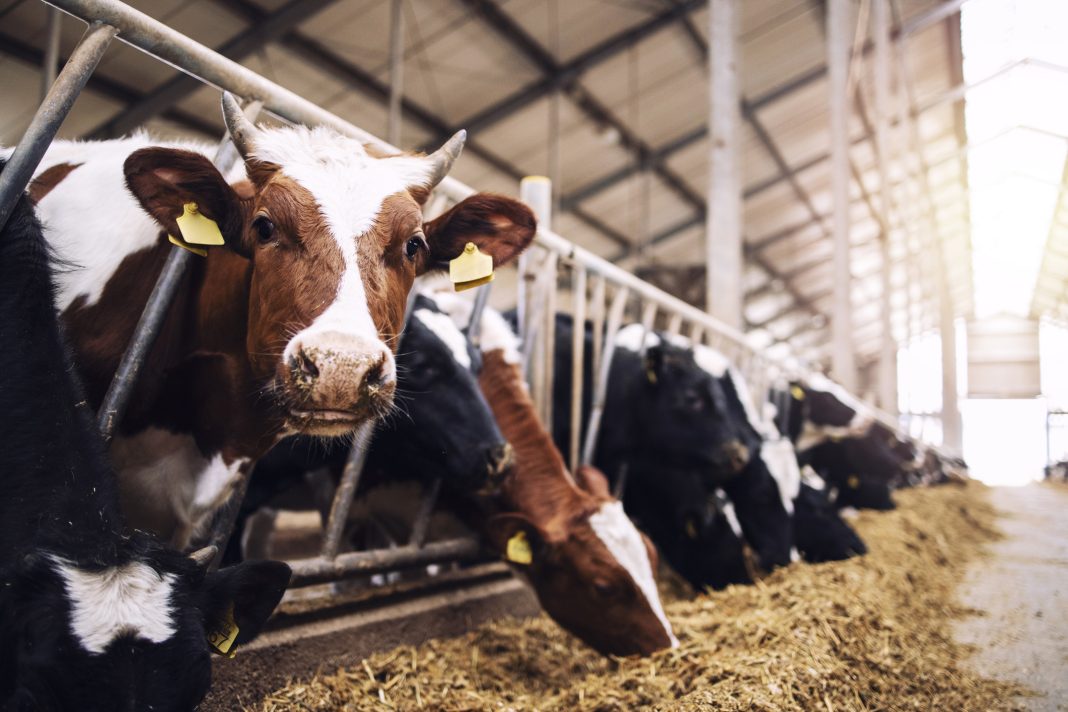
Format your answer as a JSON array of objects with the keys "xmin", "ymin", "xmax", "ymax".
[
  {"xmin": 614, "ymin": 328, "xmax": 750, "ymax": 480},
  {"xmin": 486, "ymin": 466, "xmax": 677, "ymax": 657},
  {"xmin": 0, "ymin": 538, "xmax": 289, "ymax": 711},
  {"xmin": 369, "ymin": 293, "xmax": 512, "ymax": 492},
  {"xmin": 621, "ymin": 461, "xmax": 752, "ymax": 591},
  {"xmin": 793, "ymin": 474, "xmax": 867, "ymax": 563},
  {"xmin": 123, "ymin": 94, "xmax": 534, "ymax": 438}
]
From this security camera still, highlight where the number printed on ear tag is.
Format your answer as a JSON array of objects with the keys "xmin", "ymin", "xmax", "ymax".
[
  {"xmin": 206, "ymin": 604, "xmax": 240, "ymax": 657},
  {"xmin": 176, "ymin": 202, "xmax": 225, "ymax": 246}
]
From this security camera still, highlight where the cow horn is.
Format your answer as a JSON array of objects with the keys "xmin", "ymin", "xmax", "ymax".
[
  {"xmin": 221, "ymin": 92, "xmax": 260, "ymax": 160},
  {"xmin": 424, "ymin": 130, "xmax": 466, "ymax": 189},
  {"xmin": 189, "ymin": 545, "xmax": 218, "ymax": 569}
]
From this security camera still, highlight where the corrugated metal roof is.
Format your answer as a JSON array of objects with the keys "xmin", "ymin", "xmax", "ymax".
[{"xmin": 0, "ymin": 0, "xmax": 979, "ymax": 367}]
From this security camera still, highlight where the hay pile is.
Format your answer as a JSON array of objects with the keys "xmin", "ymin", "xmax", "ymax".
[{"xmin": 253, "ymin": 484, "xmax": 1026, "ymax": 711}]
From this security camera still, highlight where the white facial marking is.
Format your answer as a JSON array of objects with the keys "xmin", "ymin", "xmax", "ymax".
[
  {"xmin": 691, "ymin": 344, "xmax": 729, "ymax": 378},
  {"xmin": 718, "ymin": 494, "xmax": 744, "ymax": 538},
  {"xmin": 252, "ymin": 127, "xmax": 437, "ymax": 369},
  {"xmin": 759, "ymin": 438, "xmax": 801, "ymax": 514},
  {"xmin": 589, "ymin": 502, "xmax": 678, "ymax": 648},
  {"xmin": 50, "ymin": 556, "xmax": 177, "ymax": 655},
  {"xmin": 414, "ymin": 308, "xmax": 471, "ymax": 371},
  {"xmin": 800, "ymin": 465, "xmax": 826, "ymax": 490}
]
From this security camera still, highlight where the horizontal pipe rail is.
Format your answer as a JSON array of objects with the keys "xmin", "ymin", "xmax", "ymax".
[{"xmin": 288, "ymin": 537, "xmax": 485, "ymax": 588}]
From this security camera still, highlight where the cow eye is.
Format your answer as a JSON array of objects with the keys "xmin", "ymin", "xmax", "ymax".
[
  {"xmin": 593, "ymin": 579, "xmax": 618, "ymax": 598},
  {"xmin": 405, "ymin": 233, "xmax": 427, "ymax": 261},
  {"xmin": 682, "ymin": 388, "xmax": 704, "ymax": 412},
  {"xmin": 252, "ymin": 215, "xmax": 275, "ymax": 243}
]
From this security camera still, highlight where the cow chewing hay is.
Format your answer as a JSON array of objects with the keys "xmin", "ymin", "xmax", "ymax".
[{"xmin": 250, "ymin": 483, "xmax": 1027, "ymax": 711}]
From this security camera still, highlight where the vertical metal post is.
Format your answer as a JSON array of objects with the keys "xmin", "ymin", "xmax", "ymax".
[
  {"xmin": 0, "ymin": 21, "xmax": 116, "ymax": 232},
  {"xmin": 97, "ymin": 101, "xmax": 262, "ymax": 441},
  {"xmin": 827, "ymin": 0, "xmax": 857, "ymax": 391},
  {"xmin": 387, "ymin": 0, "xmax": 405, "ymax": 146},
  {"xmin": 519, "ymin": 176, "xmax": 554, "ymax": 425},
  {"xmin": 569, "ymin": 266, "xmax": 587, "ymax": 472},
  {"xmin": 589, "ymin": 274, "xmax": 606, "ymax": 374},
  {"xmin": 873, "ymin": 0, "xmax": 897, "ymax": 413},
  {"xmin": 582, "ymin": 286, "xmax": 630, "ymax": 466},
  {"xmin": 706, "ymin": 0, "xmax": 743, "ymax": 329},
  {"xmin": 42, "ymin": 9, "xmax": 63, "ymax": 101},
  {"xmin": 320, "ymin": 421, "xmax": 375, "ymax": 559},
  {"xmin": 939, "ymin": 271, "xmax": 962, "ymax": 451}
]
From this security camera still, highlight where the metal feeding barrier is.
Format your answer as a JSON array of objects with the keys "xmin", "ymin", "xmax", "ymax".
[{"xmin": 1, "ymin": 0, "xmax": 909, "ymax": 592}]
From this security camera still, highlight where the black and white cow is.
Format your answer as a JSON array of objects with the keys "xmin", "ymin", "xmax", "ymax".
[
  {"xmin": 0, "ymin": 166, "xmax": 289, "ymax": 710},
  {"xmin": 777, "ymin": 377, "xmax": 911, "ymax": 510},
  {"xmin": 547, "ymin": 318, "xmax": 798, "ymax": 588},
  {"xmin": 224, "ymin": 291, "xmax": 510, "ymax": 563}
]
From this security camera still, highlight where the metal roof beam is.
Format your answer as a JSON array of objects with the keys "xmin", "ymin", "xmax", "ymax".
[
  {"xmin": 86, "ymin": 0, "xmax": 342, "ymax": 138},
  {"xmin": 427, "ymin": 0, "xmax": 707, "ymax": 147},
  {"xmin": 0, "ymin": 30, "xmax": 219, "ymax": 137}
]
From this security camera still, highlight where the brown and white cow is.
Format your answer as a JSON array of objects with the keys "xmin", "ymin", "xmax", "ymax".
[
  {"xmin": 431, "ymin": 291, "xmax": 678, "ymax": 656},
  {"xmin": 14, "ymin": 94, "xmax": 535, "ymax": 548}
]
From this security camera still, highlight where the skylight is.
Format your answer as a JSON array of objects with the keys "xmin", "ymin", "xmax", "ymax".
[{"xmin": 961, "ymin": 0, "xmax": 1068, "ymax": 317}]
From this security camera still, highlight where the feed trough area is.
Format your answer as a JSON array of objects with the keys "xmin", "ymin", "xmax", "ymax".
[
  {"xmin": 248, "ymin": 485, "xmax": 1025, "ymax": 711},
  {"xmin": 1, "ymin": 0, "xmax": 1066, "ymax": 710}
]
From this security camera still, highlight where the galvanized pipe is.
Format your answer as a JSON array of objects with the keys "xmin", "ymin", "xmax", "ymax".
[
  {"xmin": 320, "ymin": 420, "xmax": 375, "ymax": 560},
  {"xmin": 386, "ymin": 0, "xmax": 404, "ymax": 146},
  {"xmin": 41, "ymin": 8, "xmax": 63, "ymax": 100},
  {"xmin": 289, "ymin": 537, "xmax": 483, "ymax": 588},
  {"xmin": 582, "ymin": 286, "xmax": 629, "ymax": 466},
  {"xmin": 569, "ymin": 266, "xmax": 587, "ymax": 472},
  {"xmin": 589, "ymin": 274, "xmax": 606, "ymax": 376},
  {"xmin": 0, "ymin": 21, "xmax": 115, "ymax": 232},
  {"xmin": 95, "ymin": 105, "xmax": 258, "ymax": 441},
  {"xmin": 407, "ymin": 477, "xmax": 443, "ymax": 548}
]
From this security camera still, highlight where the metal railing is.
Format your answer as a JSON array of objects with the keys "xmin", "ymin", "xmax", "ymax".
[{"xmin": 0, "ymin": 0, "xmax": 923, "ymax": 592}]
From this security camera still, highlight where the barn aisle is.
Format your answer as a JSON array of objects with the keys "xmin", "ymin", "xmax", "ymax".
[{"xmin": 955, "ymin": 484, "xmax": 1068, "ymax": 710}]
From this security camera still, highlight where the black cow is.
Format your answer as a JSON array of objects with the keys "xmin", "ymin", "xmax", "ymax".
[
  {"xmin": 546, "ymin": 317, "xmax": 795, "ymax": 588},
  {"xmin": 792, "ymin": 470, "xmax": 867, "ymax": 562},
  {"xmin": 0, "ymin": 167, "xmax": 289, "ymax": 711},
  {"xmin": 225, "ymin": 292, "xmax": 510, "ymax": 563},
  {"xmin": 777, "ymin": 379, "xmax": 911, "ymax": 510}
]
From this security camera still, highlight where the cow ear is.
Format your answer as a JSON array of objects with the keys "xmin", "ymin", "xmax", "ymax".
[
  {"xmin": 124, "ymin": 147, "xmax": 250, "ymax": 258},
  {"xmin": 575, "ymin": 465, "xmax": 612, "ymax": 499},
  {"xmin": 421, "ymin": 193, "xmax": 536, "ymax": 274},
  {"xmin": 485, "ymin": 513, "xmax": 546, "ymax": 566},
  {"xmin": 642, "ymin": 345, "xmax": 665, "ymax": 384},
  {"xmin": 198, "ymin": 560, "xmax": 290, "ymax": 646}
]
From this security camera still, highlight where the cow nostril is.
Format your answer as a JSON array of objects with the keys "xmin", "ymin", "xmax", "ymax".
[
  {"xmin": 365, "ymin": 358, "xmax": 387, "ymax": 388},
  {"xmin": 294, "ymin": 349, "xmax": 319, "ymax": 380}
]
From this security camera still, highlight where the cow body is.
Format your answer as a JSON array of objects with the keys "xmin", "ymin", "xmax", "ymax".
[
  {"xmin": 12, "ymin": 99, "xmax": 534, "ymax": 548},
  {"xmin": 434, "ymin": 294, "xmax": 678, "ymax": 656},
  {"xmin": 0, "ymin": 164, "xmax": 289, "ymax": 710}
]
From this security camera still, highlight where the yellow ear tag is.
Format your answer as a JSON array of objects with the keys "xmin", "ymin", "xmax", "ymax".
[
  {"xmin": 847, "ymin": 475, "xmax": 860, "ymax": 489},
  {"xmin": 449, "ymin": 242, "xmax": 494, "ymax": 292},
  {"xmin": 167, "ymin": 233, "xmax": 208, "ymax": 258},
  {"xmin": 790, "ymin": 385, "xmax": 805, "ymax": 401},
  {"xmin": 505, "ymin": 531, "xmax": 533, "ymax": 565},
  {"xmin": 175, "ymin": 202, "xmax": 225, "ymax": 246},
  {"xmin": 685, "ymin": 519, "xmax": 698, "ymax": 539},
  {"xmin": 206, "ymin": 604, "xmax": 240, "ymax": 658}
]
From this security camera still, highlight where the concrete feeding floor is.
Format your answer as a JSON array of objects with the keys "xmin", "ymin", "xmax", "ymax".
[{"xmin": 954, "ymin": 483, "xmax": 1068, "ymax": 711}]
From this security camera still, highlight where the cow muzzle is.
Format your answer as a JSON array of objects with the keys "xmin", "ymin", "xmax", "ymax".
[
  {"xmin": 720, "ymin": 439, "xmax": 751, "ymax": 474},
  {"xmin": 283, "ymin": 331, "xmax": 396, "ymax": 435}
]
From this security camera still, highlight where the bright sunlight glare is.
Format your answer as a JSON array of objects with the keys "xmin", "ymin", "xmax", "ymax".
[{"xmin": 962, "ymin": 0, "xmax": 1068, "ymax": 318}]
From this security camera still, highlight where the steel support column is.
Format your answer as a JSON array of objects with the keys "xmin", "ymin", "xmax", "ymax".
[
  {"xmin": 827, "ymin": 0, "xmax": 856, "ymax": 390},
  {"xmin": 874, "ymin": 0, "xmax": 898, "ymax": 412},
  {"xmin": 706, "ymin": 0, "xmax": 742, "ymax": 327},
  {"xmin": 939, "ymin": 269, "xmax": 962, "ymax": 451},
  {"xmin": 386, "ymin": 0, "xmax": 404, "ymax": 146}
]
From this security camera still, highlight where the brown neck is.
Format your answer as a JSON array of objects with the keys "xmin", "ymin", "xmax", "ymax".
[{"xmin": 478, "ymin": 350, "xmax": 587, "ymax": 528}]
